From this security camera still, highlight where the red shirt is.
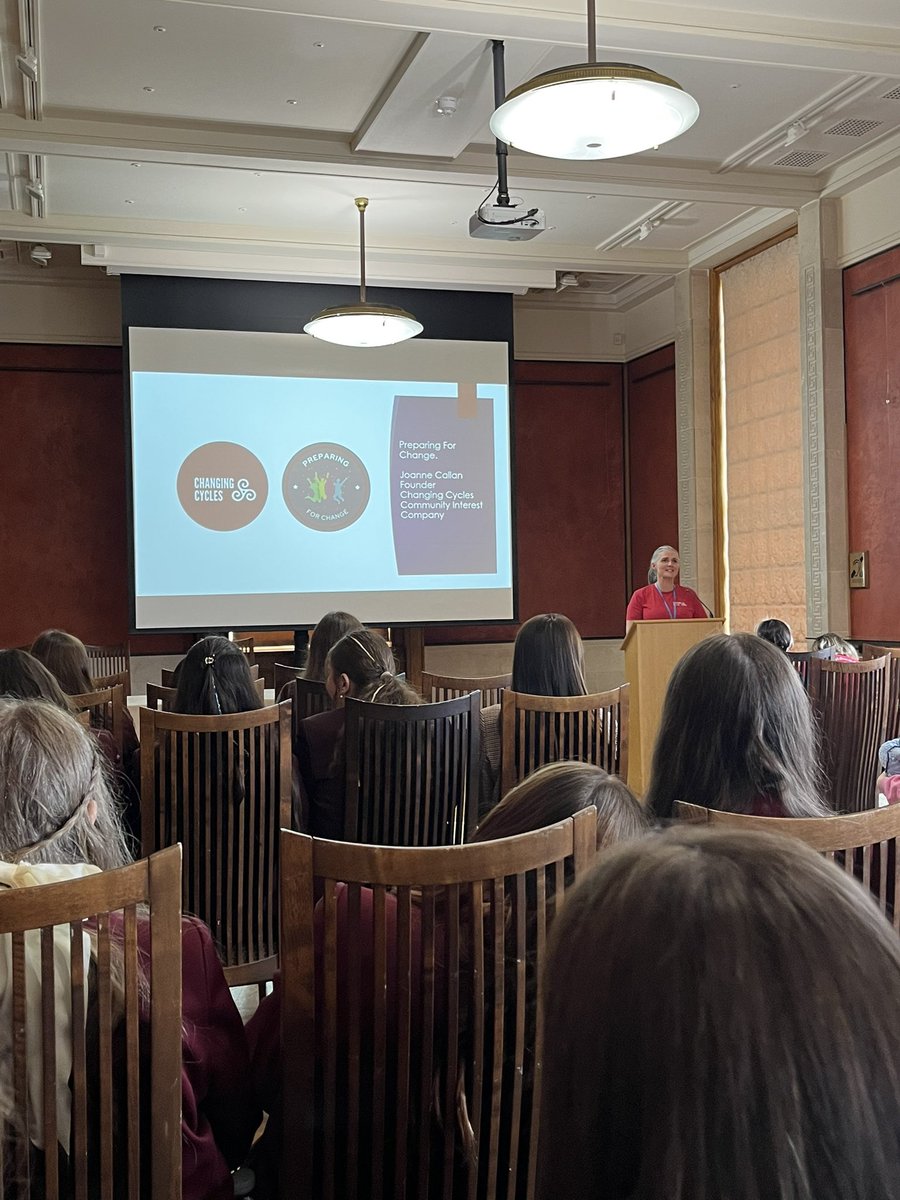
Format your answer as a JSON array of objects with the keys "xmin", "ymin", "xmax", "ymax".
[{"xmin": 626, "ymin": 583, "xmax": 708, "ymax": 622}]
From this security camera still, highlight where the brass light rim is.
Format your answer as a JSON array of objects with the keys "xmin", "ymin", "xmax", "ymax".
[
  {"xmin": 305, "ymin": 302, "xmax": 422, "ymax": 325},
  {"xmin": 501, "ymin": 61, "xmax": 693, "ymax": 104}
]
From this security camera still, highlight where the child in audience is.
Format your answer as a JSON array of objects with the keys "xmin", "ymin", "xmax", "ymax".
[
  {"xmin": 173, "ymin": 635, "xmax": 263, "ymax": 715},
  {"xmin": 0, "ymin": 699, "xmax": 260, "ymax": 1200},
  {"xmin": 538, "ymin": 826, "xmax": 900, "ymax": 1200},
  {"xmin": 877, "ymin": 737, "xmax": 900, "ymax": 806},
  {"xmin": 755, "ymin": 616, "xmax": 793, "ymax": 652},
  {"xmin": 473, "ymin": 760, "xmax": 649, "ymax": 849},
  {"xmin": 480, "ymin": 613, "xmax": 588, "ymax": 812},
  {"xmin": 0, "ymin": 647, "xmax": 122, "ymax": 773},
  {"xmin": 30, "ymin": 628, "xmax": 138, "ymax": 767},
  {"xmin": 296, "ymin": 629, "xmax": 419, "ymax": 838},
  {"xmin": 645, "ymin": 633, "xmax": 829, "ymax": 819},
  {"xmin": 302, "ymin": 611, "xmax": 363, "ymax": 682},
  {"xmin": 811, "ymin": 632, "xmax": 859, "ymax": 661}
]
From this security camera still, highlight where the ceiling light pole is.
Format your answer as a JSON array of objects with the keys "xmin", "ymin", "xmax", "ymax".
[
  {"xmin": 489, "ymin": 0, "xmax": 699, "ymax": 160},
  {"xmin": 303, "ymin": 197, "xmax": 423, "ymax": 347}
]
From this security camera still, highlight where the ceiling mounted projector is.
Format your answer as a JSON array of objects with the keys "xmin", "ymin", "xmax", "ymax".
[{"xmin": 469, "ymin": 202, "xmax": 546, "ymax": 241}]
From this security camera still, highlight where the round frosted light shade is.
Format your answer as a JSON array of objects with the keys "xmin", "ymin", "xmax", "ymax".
[
  {"xmin": 303, "ymin": 303, "xmax": 423, "ymax": 348},
  {"xmin": 489, "ymin": 63, "xmax": 700, "ymax": 160}
]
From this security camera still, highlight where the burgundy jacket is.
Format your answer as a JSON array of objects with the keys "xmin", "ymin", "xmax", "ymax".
[{"xmin": 295, "ymin": 707, "xmax": 346, "ymax": 839}]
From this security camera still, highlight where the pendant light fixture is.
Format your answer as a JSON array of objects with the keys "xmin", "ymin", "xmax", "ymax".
[
  {"xmin": 303, "ymin": 197, "xmax": 423, "ymax": 347},
  {"xmin": 489, "ymin": 0, "xmax": 699, "ymax": 160}
]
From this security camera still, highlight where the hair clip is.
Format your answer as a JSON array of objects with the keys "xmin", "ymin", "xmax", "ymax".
[{"xmin": 204, "ymin": 655, "xmax": 216, "ymax": 666}]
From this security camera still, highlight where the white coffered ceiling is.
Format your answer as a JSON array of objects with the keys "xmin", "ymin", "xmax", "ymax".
[{"xmin": 1, "ymin": 0, "xmax": 899, "ymax": 303}]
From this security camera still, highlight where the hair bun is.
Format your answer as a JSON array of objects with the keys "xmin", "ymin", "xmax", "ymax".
[{"xmin": 379, "ymin": 670, "xmax": 393, "ymax": 682}]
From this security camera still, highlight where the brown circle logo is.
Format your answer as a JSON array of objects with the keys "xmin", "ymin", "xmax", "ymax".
[
  {"xmin": 176, "ymin": 442, "xmax": 268, "ymax": 531},
  {"xmin": 282, "ymin": 442, "xmax": 370, "ymax": 532}
]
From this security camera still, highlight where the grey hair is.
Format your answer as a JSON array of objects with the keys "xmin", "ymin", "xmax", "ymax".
[
  {"xmin": 648, "ymin": 545, "xmax": 678, "ymax": 585},
  {"xmin": 0, "ymin": 699, "xmax": 132, "ymax": 870}
]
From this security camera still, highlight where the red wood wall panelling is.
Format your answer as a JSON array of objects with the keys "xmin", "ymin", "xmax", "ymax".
[
  {"xmin": 0, "ymin": 345, "xmax": 189, "ymax": 654},
  {"xmin": 430, "ymin": 360, "xmax": 627, "ymax": 644},
  {"xmin": 626, "ymin": 345, "xmax": 678, "ymax": 594},
  {"xmin": 844, "ymin": 246, "xmax": 900, "ymax": 641}
]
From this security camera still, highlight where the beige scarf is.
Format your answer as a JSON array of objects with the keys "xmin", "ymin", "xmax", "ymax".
[{"xmin": 0, "ymin": 861, "xmax": 100, "ymax": 1154}]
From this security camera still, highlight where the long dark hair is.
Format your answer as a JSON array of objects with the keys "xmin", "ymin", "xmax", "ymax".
[
  {"xmin": 756, "ymin": 617, "xmax": 793, "ymax": 653},
  {"xmin": 645, "ymin": 633, "xmax": 827, "ymax": 818},
  {"xmin": 304, "ymin": 611, "xmax": 363, "ymax": 681},
  {"xmin": 30, "ymin": 629, "xmax": 94, "ymax": 695},
  {"xmin": 0, "ymin": 649, "xmax": 74, "ymax": 710},
  {"xmin": 511, "ymin": 614, "xmax": 587, "ymax": 697},
  {"xmin": 326, "ymin": 630, "xmax": 419, "ymax": 705},
  {"xmin": 474, "ymin": 761, "xmax": 648, "ymax": 849},
  {"xmin": 174, "ymin": 636, "xmax": 262, "ymax": 715},
  {"xmin": 539, "ymin": 826, "xmax": 900, "ymax": 1200}
]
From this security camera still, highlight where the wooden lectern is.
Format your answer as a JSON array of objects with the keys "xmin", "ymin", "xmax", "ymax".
[{"xmin": 622, "ymin": 618, "xmax": 724, "ymax": 796}]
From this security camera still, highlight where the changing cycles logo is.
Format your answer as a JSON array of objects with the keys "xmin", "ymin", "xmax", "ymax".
[
  {"xmin": 176, "ymin": 441, "xmax": 268, "ymax": 530},
  {"xmin": 282, "ymin": 441, "xmax": 371, "ymax": 532}
]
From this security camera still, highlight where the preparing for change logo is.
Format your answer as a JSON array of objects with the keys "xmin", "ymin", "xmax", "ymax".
[
  {"xmin": 282, "ymin": 442, "xmax": 371, "ymax": 532},
  {"xmin": 176, "ymin": 441, "xmax": 269, "ymax": 531}
]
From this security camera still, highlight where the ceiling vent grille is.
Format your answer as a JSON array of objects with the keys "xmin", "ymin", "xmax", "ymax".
[
  {"xmin": 824, "ymin": 117, "xmax": 882, "ymax": 137},
  {"xmin": 771, "ymin": 150, "xmax": 828, "ymax": 169},
  {"xmin": 882, "ymin": 85, "xmax": 900, "ymax": 100}
]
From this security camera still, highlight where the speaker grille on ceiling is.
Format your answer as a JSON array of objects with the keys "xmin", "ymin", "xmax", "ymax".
[
  {"xmin": 882, "ymin": 85, "xmax": 900, "ymax": 100},
  {"xmin": 771, "ymin": 150, "xmax": 828, "ymax": 169},
  {"xmin": 824, "ymin": 117, "xmax": 882, "ymax": 137}
]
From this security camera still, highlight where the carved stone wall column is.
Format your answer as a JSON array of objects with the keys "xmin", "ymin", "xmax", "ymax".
[
  {"xmin": 674, "ymin": 268, "xmax": 717, "ymax": 610},
  {"xmin": 798, "ymin": 199, "xmax": 850, "ymax": 638}
]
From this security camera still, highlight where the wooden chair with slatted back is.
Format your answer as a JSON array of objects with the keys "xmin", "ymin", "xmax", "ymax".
[
  {"xmin": 139, "ymin": 703, "xmax": 292, "ymax": 986},
  {"xmin": 343, "ymin": 693, "xmax": 481, "ymax": 846},
  {"xmin": 145, "ymin": 682, "xmax": 177, "ymax": 712},
  {"xmin": 862, "ymin": 644, "xmax": 900, "ymax": 741},
  {"xmin": 84, "ymin": 643, "xmax": 131, "ymax": 695},
  {"xmin": 674, "ymin": 801, "xmax": 900, "ymax": 932},
  {"xmin": 280, "ymin": 810, "xmax": 597, "ymax": 1200},
  {"xmin": 421, "ymin": 671, "xmax": 512, "ymax": 711},
  {"xmin": 786, "ymin": 650, "xmax": 812, "ymax": 689},
  {"xmin": 91, "ymin": 669, "xmax": 130, "ymax": 695},
  {"xmin": 807, "ymin": 656, "xmax": 889, "ymax": 812},
  {"xmin": 499, "ymin": 685, "xmax": 629, "ymax": 797},
  {"xmin": 70, "ymin": 683, "xmax": 125, "ymax": 758},
  {"xmin": 0, "ymin": 845, "xmax": 182, "ymax": 1200},
  {"xmin": 273, "ymin": 662, "xmax": 302, "ymax": 698},
  {"xmin": 233, "ymin": 636, "xmax": 255, "ymax": 664}
]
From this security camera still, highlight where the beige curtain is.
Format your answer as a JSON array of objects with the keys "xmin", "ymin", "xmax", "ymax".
[{"xmin": 720, "ymin": 236, "xmax": 806, "ymax": 642}]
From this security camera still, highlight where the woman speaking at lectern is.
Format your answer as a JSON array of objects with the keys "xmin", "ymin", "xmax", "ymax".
[{"xmin": 625, "ymin": 545, "xmax": 707, "ymax": 632}]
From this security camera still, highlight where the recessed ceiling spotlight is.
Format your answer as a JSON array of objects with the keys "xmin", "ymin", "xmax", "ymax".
[
  {"xmin": 730, "ymin": 83, "xmax": 741, "ymax": 89},
  {"xmin": 142, "ymin": 86, "xmax": 155, "ymax": 93},
  {"xmin": 313, "ymin": 41, "xmax": 325, "ymax": 48},
  {"xmin": 253, "ymin": 171, "xmax": 262, "ymax": 177},
  {"xmin": 238, "ymin": 207, "xmax": 247, "ymax": 212},
  {"xmin": 153, "ymin": 25, "xmax": 166, "ymax": 33},
  {"xmin": 435, "ymin": 95, "xmax": 459, "ymax": 117},
  {"xmin": 124, "ymin": 199, "xmax": 135, "ymax": 205},
  {"xmin": 286, "ymin": 98, "xmax": 299, "ymax": 105},
  {"xmin": 130, "ymin": 162, "xmax": 141, "ymax": 167}
]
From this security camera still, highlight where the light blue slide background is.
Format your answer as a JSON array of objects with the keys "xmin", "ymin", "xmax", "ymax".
[{"xmin": 131, "ymin": 372, "xmax": 512, "ymax": 599}]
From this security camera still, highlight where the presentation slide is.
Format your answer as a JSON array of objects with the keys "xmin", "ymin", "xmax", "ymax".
[{"xmin": 128, "ymin": 328, "xmax": 514, "ymax": 629}]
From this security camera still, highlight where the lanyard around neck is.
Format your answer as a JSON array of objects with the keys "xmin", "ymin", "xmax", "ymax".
[{"xmin": 655, "ymin": 583, "xmax": 678, "ymax": 619}]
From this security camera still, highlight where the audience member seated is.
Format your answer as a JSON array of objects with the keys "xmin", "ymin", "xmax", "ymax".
[
  {"xmin": 295, "ymin": 629, "xmax": 419, "ymax": 839},
  {"xmin": 0, "ymin": 699, "xmax": 260, "ymax": 1200},
  {"xmin": 472, "ymin": 759, "xmax": 649, "ymax": 849},
  {"xmin": 877, "ymin": 737, "xmax": 900, "ymax": 806},
  {"xmin": 480, "ymin": 612, "xmax": 588, "ymax": 814},
  {"xmin": 300, "ymin": 611, "xmax": 363, "ymax": 684},
  {"xmin": 538, "ymin": 825, "xmax": 900, "ymax": 1200},
  {"xmin": 0, "ymin": 647, "xmax": 122, "ymax": 774},
  {"xmin": 30, "ymin": 628, "xmax": 138, "ymax": 768},
  {"xmin": 645, "ymin": 632, "xmax": 829, "ymax": 819},
  {"xmin": 811, "ymin": 632, "xmax": 859, "ymax": 661},
  {"xmin": 755, "ymin": 616, "xmax": 793, "ymax": 652},
  {"xmin": 173, "ymin": 635, "xmax": 264, "ymax": 715}
]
